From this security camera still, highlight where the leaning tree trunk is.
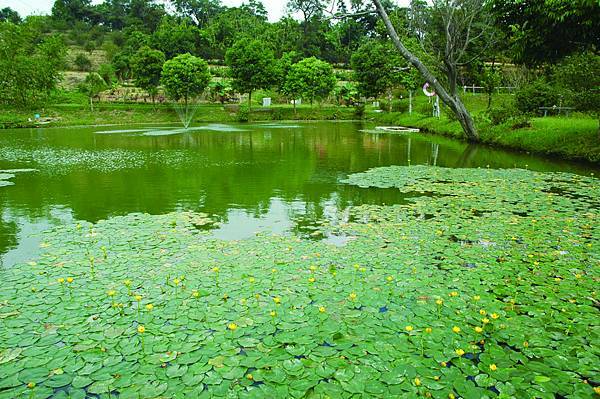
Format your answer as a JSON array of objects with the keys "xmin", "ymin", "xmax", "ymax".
[{"xmin": 372, "ymin": 0, "xmax": 479, "ymax": 142}]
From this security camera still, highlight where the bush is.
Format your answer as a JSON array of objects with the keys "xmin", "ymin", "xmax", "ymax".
[
  {"xmin": 487, "ymin": 106, "xmax": 517, "ymax": 125},
  {"xmin": 515, "ymin": 80, "xmax": 560, "ymax": 114},
  {"xmin": 552, "ymin": 52, "xmax": 600, "ymax": 112},
  {"xmin": 74, "ymin": 54, "xmax": 92, "ymax": 71},
  {"xmin": 379, "ymin": 99, "xmax": 408, "ymax": 113},
  {"xmin": 237, "ymin": 105, "xmax": 250, "ymax": 122},
  {"xmin": 354, "ymin": 103, "xmax": 365, "ymax": 118}
]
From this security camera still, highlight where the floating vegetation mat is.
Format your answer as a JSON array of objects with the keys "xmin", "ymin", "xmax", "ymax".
[{"xmin": 1, "ymin": 166, "xmax": 599, "ymax": 398}]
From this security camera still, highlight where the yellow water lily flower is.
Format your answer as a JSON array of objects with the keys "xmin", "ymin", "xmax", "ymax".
[
  {"xmin": 449, "ymin": 394, "xmax": 456, "ymax": 399},
  {"xmin": 145, "ymin": 304, "xmax": 154, "ymax": 311},
  {"xmin": 310, "ymin": 265, "xmax": 317, "ymax": 271},
  {"xmin": 137, "ymin": 325, "xmax": 145, "ymax": 334},
  {"xmin": 248, "ymin": 277, "xmax": 255, "ymax": 283},
  {"xmin": 273, "ymin": 296, "xmax": 281, "ymax": 304},
  {"xmin": 489, "ymin": 364, "xmax": 497, "ymax": 371},
  {"xmin": 405, "ymin": 326, "xmax": 414, "ymax": 332},
  {"xmin": 107, "ymin": 290, "xmax": 116, "ymax": 297},
  {"xmin": 452, "ymin": 326, "xmax": 461, "ymax": 333},
  {"xmin": 66, "ymin": 277, "xmax": 74, "ymax": 283},
  {"xmin": 414, "ymin": 377, "xmax": 421, "ymax": 386},
  {"xmin": 449, "ymin": 291, "xmax": 459, "ymax": 297},
  {"xmin": 349, "ymin": 292, "xmax": 357, "ymax": 300},
  {"xmin": 523, "ymin": 341, "xmax": 529, "ymax": 348},
  {"xmin": 455, "ymin": 349, "xmax": 465, "ymax": 356},
  {"xmin": 228, "ymin": 323, "xmax": 237, "ymax": 331},
  {"xmin": 491, "ymin": 313, "xmax": 499, "ymax": 319},
  {"xmin": 473, "ymin": 295, "xmax": 480, "ymax": 301},
  {"xmin": 386, "ymin": 276, "xmax": 394, "ymax": 282},
  {"xmin": 57, "ymin": 278, "xmax": 65, "ymax": 284},
  {"xmin": 436, "ymin": 299, "xmax": 443, "ymax": 305},
  {"xmin": 27, "ymin": 382, "xmax": 36, "ymax": 389},
  {"xmin": 173, "ymin": 278, "xmax": 180, "ymax": 286},
  {"xmin": 212, "ymin": 267, "xmax": 220, "ymax": 273},
  {"xmin": 319, "ymin": 306, "xmax": 326, "ymax": 313},
  {"xmin": 124, "ymin": 279, "xmax": 132, "ymax": 287},
  {"xmin": 479, "ymin": 309, "xmax": 486, "ymax": 315},
  {"xmin": 474, "ymin": 326, "xmax": 483, "ymax": 333},
  {"xmin": 482, "ymin": 318, "xmax": 490, "ymax": 324},
  {"xmin": 308, "ymin": 277, "xmax": 316, "ymax": 283},
  {"xmin": 135, "ymin": 295, "xmax": 143, "ymax": 301},
  {"xmin": 270, "ymin": 311, "xmax": 276, "ymax": 317},
  {"xmin": 246, "ymin": 374, "xmax": 253, "ymax": 380},
  {"xmin": 192, "ymin": 290, "xmax": 200, "ymax": 298}
]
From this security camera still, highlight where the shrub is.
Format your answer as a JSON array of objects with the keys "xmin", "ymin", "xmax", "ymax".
[
  {"xmin": 515, "ymin": 80, "xmax": 560, "ymax": 114},
  {"xmin": 488, "ymin": 106, "xmax": 517, "ymax": 125},
  {"xmin": 237, "ymin": 105, "xmax": 250, "ymax": 122},
  {"xmin": 354, "ymin": 103, "xmax": 365, "ymax": 118},
  {"xmin": 552, "ymin": 52, "xmax": 600, "ymax": 112},
  {"xmin": 74, "ymin": 54, "xmax": 92, "ymax": 71}
]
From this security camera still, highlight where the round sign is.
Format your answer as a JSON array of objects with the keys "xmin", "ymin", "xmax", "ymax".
[{"xmin": 422, "ymin": 83, "xmax": 436, "ymax": 97}]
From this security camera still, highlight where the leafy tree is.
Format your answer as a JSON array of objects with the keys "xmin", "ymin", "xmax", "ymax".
[
  {"xmin": 52, "ymin": 0, "xmax": 94, "ymax": 25},
  {"xmin": 131, "ymin": 46, "xmax": 166, "ymax": 104},
  {"xmin": 74, "ymin": 54, "xmax": 92, "ymax": 71},
  {"xmin": 490, "ymin": 0, "xmax": 600, "ymax": 65},
  {"xmin": 0, "ymin": 23, "xmax": 66, "ymax": 107},
  {"xmin": 287, "ymin": 0, "xmax": 326, "ymax": 22},
  {"xmin": 78, "ymin": 72, "xmax": 107, "ymax": 111},
  {"xmin": 209, "ymin": 81, "xmax": 233, "ymax": 104},
  {"xmin": 226, "ymin": 38, "xmax": 276, "ymax": 110},
  {"xmin": 371, "ymin": 0, "xmax": 485, "ymax": 141},
  {"xmin": 152, "ymin": 16, "xmax": 199, "ymax": 59},
  {"xmin": 161, "ymin": 53, "xmax": 211, "ymax": 106},
  {"xmin": 172, "ymin": 0, "xmax": 223, "ymax": 28},
  {"xmin": 275, "ymin": 51, "xmax": 301, "ymax": 93},
  {"xmin": 351, "ymin": 40, "xmax": 404, "ymax": 99},
  {"xmin": 112, "ymin": 52, "xmax": 131, "ymax": 81},
  {"xmin": 552, "ymin": 52, "xmax": 600, "ymax": 112},
  {"xmin": 285, "ymin": 57, "xmax": 337, "ymax": 107},
  {"xmin": 0, "ymin": 7, "xmax": 21, "ymax": 24},
  {"xmin": 98, "ymin": 63, "xmax": 117, "ymax": 86}
]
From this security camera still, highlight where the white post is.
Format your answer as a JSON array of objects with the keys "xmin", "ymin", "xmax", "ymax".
[{"xmin": 409, "ymin": 90, "xmax": 413, "ymax": 115}]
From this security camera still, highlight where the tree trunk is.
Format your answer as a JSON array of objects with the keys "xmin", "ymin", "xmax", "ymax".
[
  {"xmin": 248, "ymin": 91, "xmax": 252, "ymax": 113},
  {"xmin": 372, "ymin": 0, "xmax": 479, "ymax": 142},
  {"xmin": 90, "ymin": 97, "xmax": 94, "ymax": 112},
  {"xmin": 387, "ymin": 89, "xmax": 392, "ymax": 112},
  {"xmin": 409, "ymin": 90, "xmax": 413, "ymax": 115}
]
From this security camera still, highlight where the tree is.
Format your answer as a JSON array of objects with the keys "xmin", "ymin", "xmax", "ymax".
[
  {"xmin": 225, "ymin": 38, "xmax": 276, "ymax": 111},
  {"xmin": 131, "ymin": 46, "xmax": 166, "ymax": 104},
  {"xmin": 371, "ymin": 0, "xmax": 483, "ymax": 141},
  {"xmin": 74, "ymin": 53, "xmax": 92, "ymax": 71},
  {"xmin": 152, "ymin": 17, "xmax": 199, "ymax": 59},
  {"xmin": 351, "ymin": 40, "xmax": 404, "ymax": 107},
  {"xmin": 286, "ymin": 0, "xmax": 326, "ymax": 22},
  {"xmin": 285, "ymin": 57, "xmax": 337, "ymax": 107},
  {"xmin": 79, "ymin": 72, "xmax": 107, "ymax": 111},
  {"xmin": 490, "ymin": 0, "xmax": 600, "ymax": 65},
  {"xmin": 172, "ymin": 0, "xmax": 223, "ymax": 28},
  {"xmin": 0, "ymin": 7, "xmax": 21, "ymax": 24},
  {"xmin": 161, "ymin": 53, "xmax": 211, "ymax": 106},
  {"xmin": 0, "ymin": 23, "xmax": 66, "ymax": 107}
]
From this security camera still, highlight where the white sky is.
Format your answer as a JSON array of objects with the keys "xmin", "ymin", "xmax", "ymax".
[{"xmin": 1, "ymin": 0, "xmax": 409, "ymax": 22}]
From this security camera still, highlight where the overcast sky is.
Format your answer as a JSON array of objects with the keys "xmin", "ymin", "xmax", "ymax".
[{"xmin": 1, "ymin": 0, "xmax": 409, "ymax": 22}]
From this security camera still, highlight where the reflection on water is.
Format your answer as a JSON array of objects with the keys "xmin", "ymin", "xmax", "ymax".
[{"xmin": 0, "ymin": 121, "xmax": 597, "ymax": 266}]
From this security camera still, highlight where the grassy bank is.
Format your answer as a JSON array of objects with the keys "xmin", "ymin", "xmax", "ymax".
[
  {"xmin": 0, "ymin": 103, "xmax": 357, "ymax": 129},
  {"xmin": 369, "ymin": 111, "xmax": 600, "ymax": 163},
  {"xmin": 2, "ymin": 95, "xmax": 598, "ymax": 162}
]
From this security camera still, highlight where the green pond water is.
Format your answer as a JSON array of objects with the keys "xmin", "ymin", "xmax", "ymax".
[{"xmin": 0, "ymin": 121, "xmax": 597, "ymax": 267}]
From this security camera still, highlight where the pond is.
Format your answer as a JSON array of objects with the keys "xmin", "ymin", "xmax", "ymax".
[
  {"xmin": 0, "ymin": 121, "xmax": 599, "ymax": 399},
  {"xmin": 0, "ymin": 121, "xmax": 597, "ymax": 267}
]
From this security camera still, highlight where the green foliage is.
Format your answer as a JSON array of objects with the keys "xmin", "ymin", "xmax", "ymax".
[
  {"xmin": 78, "ymin": 72, "xmax": 108, "ymax": 111},
  {"xmin": 285, "ymin": 57, "xmax": 336, "ymax": 105},
  {"xmin": 74, "ymin": 53, "xmax": 92, "ymax": 71},
  {"xmin": 152, "ymin": 16, "xmax": 199, "ymax": 59},
  {"xmin": 97, "ymin": 64, "xmax": 116, "ymax": 86},
  {"xmin": 0, "ymin": 7, "xmax": 21, "ymax": 24},
  {"xmin": 226, "ymin": 38, "xmax": 276, "ymax": 98},
  {"xmin": 515, "ymin": 80, "xmax": 560, "ymax": 114},
  {"xmin": 112, "ymin": 52, "xmax": 130, "ymax": 82},
  {"xmin": 551, "ymin": 52, "xmax": 600, "ymax": 112},
  {"xmin": 335, "ymin": 82, "xmax": 359, "ymax": 106},
  {"xmin": 491, "ymin": 0, "xmax": 600, "ymax": 65},
  {"xmin": 487, "ymin": 106, "xmax": 515, "ymax": 126},
  {"xmin": 351, "ymin": 40, "xmax": 404, "ymax": 98},
  {"xmin": 0, "ymin": 22, "xmax": 66, "ymax": 107},
  {"xmin": 209, "ymin": 81, "xmax": 233, "ymax": 104},
  {"xmin": 161, "ymin": 53, "xmax": 211, "ymax": 104},
  {"xmin": 1, "ymin": 164, "xmax": 599, "ymax": 397},
  {"xmin": 131, "ymin": 46, "xmax": 166, "ymax": 101}
]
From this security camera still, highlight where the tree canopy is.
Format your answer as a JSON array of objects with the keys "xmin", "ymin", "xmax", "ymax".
[{"xmin": 161, "ymin": 53, "xmax": 211, "ymax": 105}]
